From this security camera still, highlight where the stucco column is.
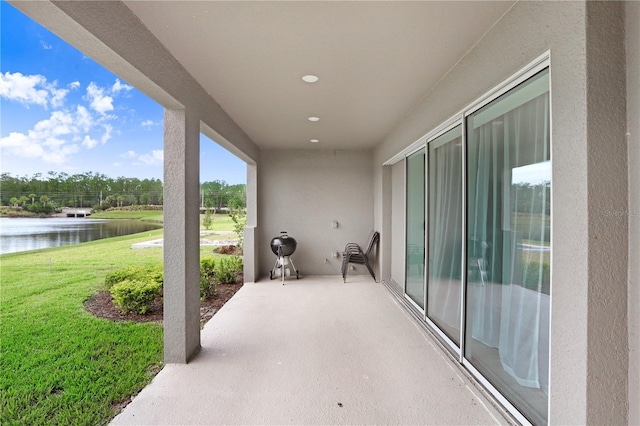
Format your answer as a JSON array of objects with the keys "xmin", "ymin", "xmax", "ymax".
[
  {"xmin": 244, "ymin": 162, "xmax": 258, "ymax": 282},
  {"xmin": 163, "ymin": 108, "xmax": 201, "ymax": 363},
  {"xmin": 626, "ymin": 3, "xmax": 640, "ymax": 424},
  {"xmin": 583, "ymin": 2, "xmax": 628, "ymax": 423},
  {"xmin": 379, "ymin": 165, "xmax": 392, "ymax": 282}
]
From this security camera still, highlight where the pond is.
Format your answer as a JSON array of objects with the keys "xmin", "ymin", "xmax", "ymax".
[{"xmin": 0, "ymin": 217, "xmax": 163, "ymax": 255}]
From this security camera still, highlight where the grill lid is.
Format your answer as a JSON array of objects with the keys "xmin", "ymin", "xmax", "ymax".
[{"xmin": 270, "ymin": 231, "xmax": 297, "ymax": 256}]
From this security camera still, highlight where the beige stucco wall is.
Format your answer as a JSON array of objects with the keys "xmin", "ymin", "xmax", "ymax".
[
  {"xmin": 374, "ymin": 1, "xmax": 630, "ymax": 423},
  {"xmin": 627, "ymin": 1, "xmax": 640, "ymax": 424},
  {"xmin": 374, "ymin": 165, "xmax": 393, "ymax": 282},
  {"xmin": 584, "ymin": 3, "xmax": 628, "ymax": 422},
  {"xmin": 390, "ymin": 161, "xmax": 405, "ymax": 285},
  {"xmin": 257, "ymin": 149, "xmax": 374, "ymax": 279},
  {"xmin": 163, "ymin": 108, "xmax": 202, "ymax": 363}
]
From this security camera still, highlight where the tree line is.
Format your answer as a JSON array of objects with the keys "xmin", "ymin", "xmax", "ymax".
[
  {"xmin": 0, "ymin": 172, "xmax": 246, "ymax": 213},
  {"xmin": 512, "ymin": 181, "xmax": 551, "ymax": 216}
]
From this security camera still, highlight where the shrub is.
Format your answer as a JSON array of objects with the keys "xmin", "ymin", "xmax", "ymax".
[
  {"xmin": 110, "ymin": 279, "xmax": 162, "ymax": 314},
  {"xmin": 216, "ymin": 256, "xmax": 243, "ymax": 284},
  {"xmin": 24, "ymin": 202, "xmax": 55, "ymax": 214},
  {"xmin": 202, "ymin": 208, "xmax": 213, "ymax": 230},
  {"xmin": 106, "ymin": 205, "xmax": 163, "ymax": 211},
  {"xmin": 104, "ymin": 264, "xmax": 163, "ymax": 291},
  {"xmin": 200, "ymin": 257, "xmax": 217, "ymax": 299},
  {"xmin": 229, "ymin": 208, "xmax": 246, "ymax": 252},
  {"xmin": 521, "ymin": 260, "xmax": 551, "ymax": 295},
  {"xmin": 199, "ymin": 256, "xmax": 243, "ymax": 299}
]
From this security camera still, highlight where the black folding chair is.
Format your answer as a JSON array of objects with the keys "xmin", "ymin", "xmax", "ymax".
[{"xmin": 341, "ymin": 231, "xmax": 379, "ymax": 282}]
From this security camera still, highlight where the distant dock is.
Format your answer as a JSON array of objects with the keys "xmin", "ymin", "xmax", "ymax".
[{"xmin": 64, "ymin": 208, "xmax": 92, "ymax": 218}]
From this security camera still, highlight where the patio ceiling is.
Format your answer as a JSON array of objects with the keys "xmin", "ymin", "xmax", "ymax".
[
  {"xmin": 12, "ymin": 1, "xmax": 514, "ymax": 152},
  {"xmin": 120, "ymin": 1, "xmax": 514, "ymax": 150}
]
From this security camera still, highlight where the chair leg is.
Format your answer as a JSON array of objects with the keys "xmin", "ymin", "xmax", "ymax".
[
  {"xmin": 342, "ymin": 258, "xmax": 348, "ymax": 283},
  {"xmin": 365, "ymin": 260, "xmax": 375, "ymax": 281}
]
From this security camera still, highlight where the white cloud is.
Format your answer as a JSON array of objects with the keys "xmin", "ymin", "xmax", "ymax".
[
  {"xmin": 40, "ymin": 40, "xmax": 53, "ymax": 50},
  {"xmin": 138, "ymin": 149, "xmax": 163, "ymax": 166},
  {"xmin": 112, "ymin": 79, "xmax": 133, "ymax": 94},
  {"xmin": 82, "ymin": 135, "xmax": 98, "ymax": 149},
  {"xmin": 0, "ymin": 106, "xmax": 99, "ymax": 164},
  {"xmin": 1, "ymin": 75, "xmax": 145, "ymax": 169},
  {"xmin": 50, "ymin": 88, "xmax": 68, "ymax": 108},
  {"xmin": 0, "ymin": 132, "xmax": 44, "ymax": 158},
  {"xmin": 75, "ymin": 105, "xmax": 93, "ymax": 132},
  {"xmin": 0, "ymin": 72, "xmax": 68, "ymax": 109},
  {"xmin": 32, "ymin": 110, "xmax": 75, "ymax": 139},
  {"xmin": 141, "ymin": 119, "xmax": 157, "ymax": 129},
  {"xmin": 101, "ymin": 124, "xmax": 113, "ymax": 144},
  {"xmin": 86, "ymin": 82, "xmax": 114, "ymax": 115},
  {"xmin": 0, "ymin": 129, "xmax": 80, "ymax": 164},
  {"xmin": 44, "ymin": 144, "xmax": 80, "ymax": 164},
  {"xmin": 121, "ymin": 150, "xmax": 137, "ymax": 158}
]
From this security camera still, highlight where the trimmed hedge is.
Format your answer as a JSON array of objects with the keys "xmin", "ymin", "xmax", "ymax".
[
  {"xmin": 111, "ymin": 279, "xmax": 162, "ymax": 314},
  {"xmin": 199, "ymin": 256, "xmax": 243, "ymax": 298},
  {"xmin": 105, "ymin": 257, "xmax": 243, "ymax": 314},
  {"xmin": 104, "ymin": 265, "xmax": 163, "ymax": 291}
]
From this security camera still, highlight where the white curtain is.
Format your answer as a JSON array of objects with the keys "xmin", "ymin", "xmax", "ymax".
[
  {"xmin": 498, "ymin": 92, "xmax": 550, "ymax": 395},
  {"xmin": 467, "ymin": 119, "xmax": 505, "ymax": 349},
  {"xmin": 466, "ymin": 81, "xmax": 550, "ymax": 399},
  {"xmin": 427, "ymin": 129, "xmax": 463, "ymax": 344}
]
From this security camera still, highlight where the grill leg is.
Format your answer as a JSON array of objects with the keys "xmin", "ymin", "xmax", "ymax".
[
  {"xmin": 288, "ymin": 258, "xmax": 299, "ymax": 279},
  {"xmin": 281, "ymin": 256, "xmax": 285, "ymax": 285},
  {"xmin": 270, "ymin": 257, "xmax": 280, "ymax": 280}
]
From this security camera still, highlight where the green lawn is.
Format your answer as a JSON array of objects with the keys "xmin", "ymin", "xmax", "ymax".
[
  {"xmin": 0, "ymin": 211, "xmax": 240, "ymax": 425},
  {"xmin": 199, "ymin": 212, "xmax": 235, "ymax": 232},
  {"xmin": 90, "ymin": 210, "xmax": 163, "ymax": 222},
  {"xmin": 91, "ymin": 209, "xmax": 233, "ymax": 233},
  {"xmin": 1, "ymin": 231, "xmax": 167, "ymax": 425}
]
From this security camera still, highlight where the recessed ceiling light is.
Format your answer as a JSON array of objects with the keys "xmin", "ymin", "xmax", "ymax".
[
  {"xmin": 308, "ymin": 116, "xmax": 320, "ymax": 122},
  {"xmin": 310, "ymin": 139, "xmax": 319, "ymax": 143},
  {"xmin": 302, "ymin": 75, "xmax": 319, "ymax": 83}
]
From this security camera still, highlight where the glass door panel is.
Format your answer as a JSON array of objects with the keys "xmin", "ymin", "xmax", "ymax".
[
  {"xmin": 405, "ymin": 148, "xmax": 425, "ymax": 310},
  {"xmin": 465, "ymin": 68, "xmax": 550, "ymax": 425},
  {"xmin": 427, "ymin": 125, "xmax": 463, "ymax": 346}
]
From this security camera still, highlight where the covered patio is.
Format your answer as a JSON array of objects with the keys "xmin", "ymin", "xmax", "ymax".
[
  {"xmin": 111, "ymin": 275, "xmax": 508, "ymax": 425},
  {"xmin": 9, "ymin": 1, "xmax": 638, "ymax": 424}
]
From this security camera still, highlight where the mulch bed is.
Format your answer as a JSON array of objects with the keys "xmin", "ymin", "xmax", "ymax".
[{"xmin": 84, "ymin": 281, "xmax": 243, "ymax": 325}]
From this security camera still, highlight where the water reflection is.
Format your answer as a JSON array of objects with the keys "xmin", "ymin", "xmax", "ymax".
[{"xmin": 0, "ymin": 218, "xmax": 162, "ymax": 255}]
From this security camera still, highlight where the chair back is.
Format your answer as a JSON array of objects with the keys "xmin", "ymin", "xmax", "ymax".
[{"xmin": 365, "ymin": 231, "xmax": 380, "ymax": 257}]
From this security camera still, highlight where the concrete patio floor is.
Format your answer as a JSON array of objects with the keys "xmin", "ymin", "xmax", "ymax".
[{"xmin": 111, "ymin": 275, "xmax": 510, "ymax": 425}]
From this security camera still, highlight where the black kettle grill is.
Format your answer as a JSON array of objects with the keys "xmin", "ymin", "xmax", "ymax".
[{"xmin": 269, "ymin": 231, "xmax": 299, "ymax": 284}]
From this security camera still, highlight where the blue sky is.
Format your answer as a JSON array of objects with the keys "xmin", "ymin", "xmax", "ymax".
[{"xmin": 0, "ymin": 2, "xmax": 246, "ymax": 184}]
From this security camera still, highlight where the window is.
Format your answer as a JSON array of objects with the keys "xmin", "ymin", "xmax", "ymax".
[
  {"xmin": 405, "ymin": 148, "xmax": 426, "ymax": 310},
  {"xmin": 465, "ymin": 68, "xmax": 550, "ymax": 424},
  {"xmin": 397, "ymin": 58, "xmax": 551, "ymax": 425},
  {"xmin": 427, "ymin": 125, "xmax": 463, "ymax": 345}
]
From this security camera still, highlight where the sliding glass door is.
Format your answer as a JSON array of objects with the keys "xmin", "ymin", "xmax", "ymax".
[
  {"xmin": 427, "ymin": 126, "xmax": 463, "ymax": 346},
  {"xmin": 465, "ymin": 68, "xmax": 550, "ymax": 425},
  {"xmin": 405, "ymin": 148, "xmax": 425, "ymax": 310},
  {"xmin": 401, "ymin": 63, "xmax": 551, "ymax": 424}
]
